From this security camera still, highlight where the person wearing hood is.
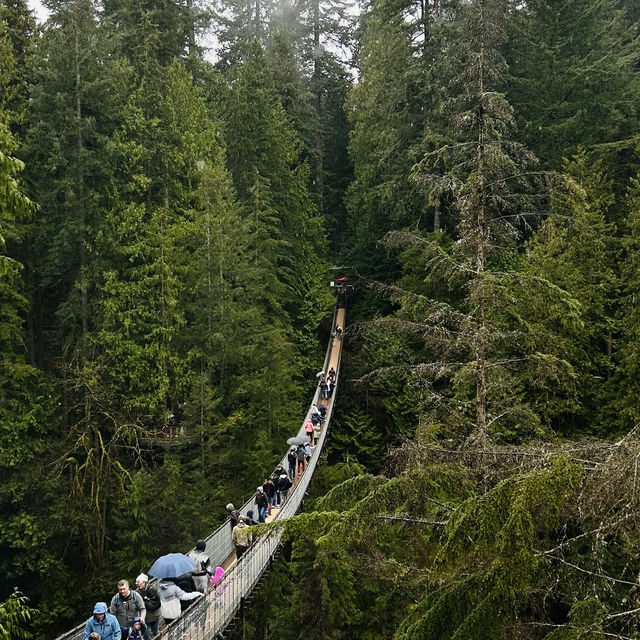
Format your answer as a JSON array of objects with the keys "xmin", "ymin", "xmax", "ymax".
[
  {"xmin": 83, "ymin": 602, "xmax": 121, "ymax": 640},
  {"xmin": 126, "ymin": 616, "xmax": 147, "ymax": 640},
  {"xmin": 187, "ymin": 539, "xmax": 211, "ymax": 593},
  {"xmin": 210, "ymin": 567, "xmax": 227, "ymax": 608},
  {"xmin": 158, "ymin": 578, "xmax": 202, "ymax": 625}
]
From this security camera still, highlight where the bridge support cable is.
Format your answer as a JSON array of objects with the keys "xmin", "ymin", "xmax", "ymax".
[{"xmin": 54, "ymin": 302, "xmax": 346, "ymax": 640}]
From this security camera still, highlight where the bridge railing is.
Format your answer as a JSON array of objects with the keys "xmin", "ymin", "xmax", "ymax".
[{"xmin": 54, "ymin": 305, "xmax": 344, "ymax": 640}]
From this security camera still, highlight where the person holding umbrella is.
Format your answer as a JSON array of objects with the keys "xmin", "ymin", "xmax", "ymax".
[{"xmin": 148, "ymin": 553, "xmax": 203, "ymax": 626}]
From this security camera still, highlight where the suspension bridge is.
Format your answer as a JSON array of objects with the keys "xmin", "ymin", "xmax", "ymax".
[{"xmin": 55, "ymin": 287, "xmax": 348, "ymax": 640}]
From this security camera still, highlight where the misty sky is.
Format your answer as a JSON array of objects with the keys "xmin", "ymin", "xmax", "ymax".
[
  {"xmin": 25, "ymin": 0, "xmax": 220, "ymax": 60},
  {"xmin": 27, "ymin": 0, "xmax": 49, "ymax": 22}
]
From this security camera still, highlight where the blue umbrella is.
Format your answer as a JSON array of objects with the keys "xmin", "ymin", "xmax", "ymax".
[{"xmin": 149, "ymin": 553, "xmax": 195, "ymax": 579}]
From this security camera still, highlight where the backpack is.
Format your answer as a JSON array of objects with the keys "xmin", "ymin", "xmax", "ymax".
[{"xmin": 138, "ymin": 585, "xmax": 160, "ymax": 612}]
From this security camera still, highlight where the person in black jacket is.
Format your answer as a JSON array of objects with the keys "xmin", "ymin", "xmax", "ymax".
[
  {"xmin": 276, "ymin": 469, "xmax": 292, "ymax": 503},
  {"xmin": 255, "ymin": 487, "xmax": 269, "ymax": 523},
  {"xmin": 263, "ymin": 477, "xmax": 276, "ymax": 507},
  {"xmin": 271, "ymin": 466, "xmax": 286, "ymax": 504},
  {"xmin": 226, "ymin": 503, "xmax": 241, "ymax": 527},
  {"xmin": 135, "ymin": 575, "xmax": 161, "ymax": 637},
  {"xmin": 287, "ymin": 448, "xmax": 297, "ymax": 481}
]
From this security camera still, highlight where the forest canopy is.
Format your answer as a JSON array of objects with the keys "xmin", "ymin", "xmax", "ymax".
[{"xmin": 3, "ymin": 0, "xmax": 640, "ymax": 638}]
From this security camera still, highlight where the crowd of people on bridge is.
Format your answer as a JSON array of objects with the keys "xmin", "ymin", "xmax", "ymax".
[
  {"xmin": 82, "ymin": 547, "xmax": 227, "ymax": 640},
  {"xmin": 82, "ymin": 365, "xmax": 337, "ymax": 640}
]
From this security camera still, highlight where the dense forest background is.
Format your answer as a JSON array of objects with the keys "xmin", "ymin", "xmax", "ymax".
[{"xmin": 4, "ymin": 0, "xmax": 640, "ymax": 638}]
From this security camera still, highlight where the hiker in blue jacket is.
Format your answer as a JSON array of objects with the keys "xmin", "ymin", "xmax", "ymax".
[{"xmin": 83, "ymin": 602, "xmax": 121, "ymax": 640}]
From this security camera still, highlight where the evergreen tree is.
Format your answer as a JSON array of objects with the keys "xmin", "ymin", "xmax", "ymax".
[
  {"xmin": 0, "ymin": 71, "xmax": 62, "ymax": 624},
  {"xmin": 524, "ymin": 151, "xmax": 618, "ymax": 434},
  {"xmin": 24, "ymin": 0, "xmax": 114, "ymax": 372},
  {"xmin": 383, "ymin": 0, "xmax": 579, "ymax": 442},
  {"xmin": 504, "ymin": 0, "xmax": 640, "ymax": 168},
  {"xmin": 612, "ymin": 173, "xmax": 640, "ymax": 428},
  {"xmin": 217, "ymin": 41, "xmax": 333, "ymax": 369},
  {"xmin": 102, "ymin": 0, "xmax": 208, "ymax": 67},
  {"xmin": 345, "ymin": 0, "xmax": 454, "ymax": 282},
  {"xmin": 0, "ymin": 0, "xmax": 37, "ymax": 139}
]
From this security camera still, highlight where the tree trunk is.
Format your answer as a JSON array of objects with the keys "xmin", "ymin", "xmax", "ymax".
[
  {"xmin": 313, "ymin": 0, "xmax": 324, "ymax": 212},
  {"xmin": 187, "ymin": 0, "xmax": 196, "ymax": 57},
  {"xmin": 75, "ymin": 20, "xmax": 91, "ymax": 426},
  {"xmin": 474, "ymin": 1, "xmax": 487, "ymax": 445}
]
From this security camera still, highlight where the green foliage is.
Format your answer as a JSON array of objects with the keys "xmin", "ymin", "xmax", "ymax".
[
  {"xmin": 504, "ymin": 0, "xmax": 640, "ymax": 168},
  {"xmin": 0, "ymin": 590, "xmax": 36, "ymax": 640},
  {"xmin": 611, "ymin": 171, "xmax": 640, "ymax": 430},
  {"xmin": 330, "ymin": 409, "xmax": 384, "ymax": 469},
  {"xmin": 524, "ymin": 151, "xmax": 619, "ymax": 433},
  {"xmin": 10, "ymin": 0, "xmax": 640, "ymax": 637},
  {"xmin": 345, "ymin": 5, "xmax": 430, "ymax": 278}
]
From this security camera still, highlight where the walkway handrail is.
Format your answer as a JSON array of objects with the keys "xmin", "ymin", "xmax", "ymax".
[{"xmin": 54, "ymin": 303, "xmax": 345, "ymax": 640}]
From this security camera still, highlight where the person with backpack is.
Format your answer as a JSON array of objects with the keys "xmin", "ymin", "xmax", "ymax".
[
  {"xmin": 304, "ymin": 417, "xmax": 314, "ymax": 441},
  {"xmin": 135, "ymin": 574, "xmax": 162, "ymax": 637},
  {"xmin": 271, "ymin": 466, "xmax": 285, "ymax": 504},
  {"xmin": 311, "ymin": 404, "xmax": 323, "ymax": 424},
  {"xmin": 296, "ymin": 443, "xmax": 306, "ymax": 475},
  {"xmin": 319, "ymin": 378, "xmax": 329, "ymax": 400},
  {"xmin": 187, "ymin": 540, "xmax": 211, "ymax": 593},
  {"xmin": 110, "ymin": 580, "xmax": 146, "ymax": 640},
  {"xmin": 232, "ymin": 518, "xmax": 253, "ymax": 559},
  {"xmin": 126, "ymin": 617, "xmax": 147, "ymax": 640},
  {"xmin": 226, "ymin": 503, "xmax": 241, "ymax": 527},
  {"xmin": 313, "ymin": 419, "xmax": 322, "ymax": 445}
]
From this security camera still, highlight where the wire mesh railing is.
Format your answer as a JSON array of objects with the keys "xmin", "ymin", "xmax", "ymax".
[{"xmin": 54, "ymin": 304, "xmax": 345, "ymax": 640}]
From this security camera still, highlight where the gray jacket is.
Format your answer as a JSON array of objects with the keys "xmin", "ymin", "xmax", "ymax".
[{"xmin": 109, "ymin": 590, "xmax": 146, "ymax": 627}]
